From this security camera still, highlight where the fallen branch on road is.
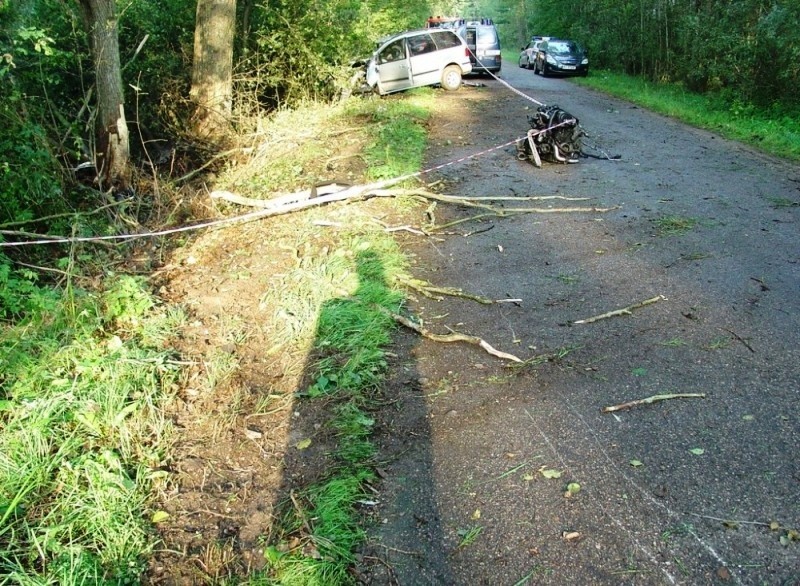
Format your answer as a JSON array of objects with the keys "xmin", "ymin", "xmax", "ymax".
[
  {"xmin": 396, "ymin": 276, "xmax": 494, "ymax": 304},
  {"xmin": 396, "ymin": 276, "xmax": 523, "ymax": 306},
  {"xmin": 601, "ymin": 393, "xmax": 706, "ymax": 413},
  {"xmin": 573, "ymin": 295, "xmax": 666, "ymax": 324},
  {"xmin": 385, "ymin": 309, "xmax": 523, "ymax": 363},
  {"xmin": 210, "ymin": 185, "xmax": 618, "ymax": 228}
]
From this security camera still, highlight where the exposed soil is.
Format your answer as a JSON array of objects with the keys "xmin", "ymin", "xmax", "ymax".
[{"xmin": 149, "ymin": 67, "xmax": 799, "ymax": 585}]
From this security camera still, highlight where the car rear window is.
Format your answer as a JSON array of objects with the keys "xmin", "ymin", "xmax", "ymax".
[{"xmin": 431, "ymin": 30, "xmax": 462, "ymax": 50}]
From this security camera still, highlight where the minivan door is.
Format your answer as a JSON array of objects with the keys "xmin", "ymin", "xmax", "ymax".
[
  {"xmin": 407, "ymin": 33, "xmax": 440, "ymax": 87},
  {"xmin": 374, "ymin": 38, "xmax": 411, "ymax": 93}
]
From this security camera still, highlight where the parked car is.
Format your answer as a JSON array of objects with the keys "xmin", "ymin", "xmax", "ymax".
[
  {"xmin": 533, "ymin": 38, "xmax": 589, "ymax": 77},
  {"xmin": 364, "ymin": 29, "xmax": 473, "ymax": 95},
  {"xmin": 518, "ymin": 38, "xmax": 545, "ymax": 69},
  {"xmin": 455, "ymin": 19, "xmax": 501, "ymax": 74}
]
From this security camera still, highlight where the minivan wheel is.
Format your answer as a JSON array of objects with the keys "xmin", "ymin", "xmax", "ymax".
[{"xmin": 441, "ymin": 65, "xmax": 462, "ymax": 91}]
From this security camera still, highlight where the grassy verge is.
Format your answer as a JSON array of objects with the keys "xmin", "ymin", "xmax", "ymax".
[
  {"xmin": 0, "ymin": 266, "xmax": 184, "ymax": 582},
  {"xmin": 226, "ymin": 91, "xmax": 433, "ymax": 584},
  {"xmin": 0, "ymin": 87, "xmax": 433, "ymax": 584},
  {"xmin": 573, "ymin": 70, "xmax": 800, "ymax": 161}
]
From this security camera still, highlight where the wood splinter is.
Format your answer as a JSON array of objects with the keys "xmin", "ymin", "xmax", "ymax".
[{"xmin": 602, "ymin": 393, "xmax": 706, "ymax": 413}]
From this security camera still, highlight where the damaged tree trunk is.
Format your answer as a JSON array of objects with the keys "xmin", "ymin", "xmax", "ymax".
[
  {"xmin": 190, "ymin": 0, "xmax": 237, "ymax": 141},
  {"xmin": 78, "ymin": 0, "xmax": 130, "ymax": 195}
]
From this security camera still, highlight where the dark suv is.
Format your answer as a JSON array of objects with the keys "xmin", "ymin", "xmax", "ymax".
[
  {"xmin": 533, "ymin": 39, "xmax": 589, "ymax": 77},
  {"xmin": 456, "ymin": 19, "xmax": 501, "ymax": 74}
]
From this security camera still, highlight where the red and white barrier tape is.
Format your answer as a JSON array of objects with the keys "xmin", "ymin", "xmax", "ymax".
[{"xmin": 468, "ymin": 49, "xmax": 546, "ymax": 106}]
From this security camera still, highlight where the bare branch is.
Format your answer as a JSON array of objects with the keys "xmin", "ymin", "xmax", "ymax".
[
  {"xmin": 386, "ymin": 309, "xmax": 523, "ymax": 363},
  {"xmin": 573, "ymin": 295, "xmax": 666, "ymax": 324},
  {"xmin": 601, "ymin": 393, "xmax": 706, "ymax": 413}
]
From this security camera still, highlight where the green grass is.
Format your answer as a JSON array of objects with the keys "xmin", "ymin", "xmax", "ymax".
[
  {"xmin": 349, "ymin": 88, "xmax": 434, "ymax": 180},
  {"xmin": 457, "ymin": 525, "xmax": 483, "ymax": 548},
  {"xmin": 766, "ymin": 197, "xmax": 799, "ymax": 209},
  {"xmin": 653, "ymin": 215, "xmax": 698, "ymax": 236},
  {"xmin": 256, "ymin": 239, "xmax": 407, "ymax": 585},
  {"xmin": 706, "ymin": 337, "xmax": 731, "ymax": 350},
  {"xmin": 0, "ymin": 274, "xmax": 184, "ymax": 583},
  {"xmin": 659, "ymin": 338, "xmax": 688, "ymax": 347},
  {"xmin": 573, "ymin": 71, "xmax": 800, "ymax": 161}
]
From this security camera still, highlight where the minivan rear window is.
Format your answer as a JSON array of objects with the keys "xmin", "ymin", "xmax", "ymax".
[{"xmin": 476, "ymin": 26, "xmax": 498, "ymax": 44}]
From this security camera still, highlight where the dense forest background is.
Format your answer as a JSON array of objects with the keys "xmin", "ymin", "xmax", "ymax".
[{"xmin": 1, "ymin": 0, "xmax": 798, "ymax": 236}]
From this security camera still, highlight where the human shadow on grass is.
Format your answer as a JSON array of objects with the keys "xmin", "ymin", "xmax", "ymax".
[{"xmin": 274, "ymin": 249, "xmax": 453, "ymax": 584}]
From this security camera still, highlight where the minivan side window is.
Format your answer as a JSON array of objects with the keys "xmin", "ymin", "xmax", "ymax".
[
  {"xmin": 379, "ymin": 39, "xmax": 406, "ymax": 64},
  {"xmin": 408, "ymin": 33, "xmax": 436, "ymax": 56},
  {"xmin": 432, "ymin": 30, "xmax": 462, "ymax": 49}
]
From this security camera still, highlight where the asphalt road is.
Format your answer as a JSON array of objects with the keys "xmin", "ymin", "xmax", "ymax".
[{"xmin": 360, "ymin": 65, "xmax": 800, "ymax": 585}]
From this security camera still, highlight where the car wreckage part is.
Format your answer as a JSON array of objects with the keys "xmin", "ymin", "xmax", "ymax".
[{"xmin": 517, "ymin": 104, "xmax": 584, "ymax": 165}]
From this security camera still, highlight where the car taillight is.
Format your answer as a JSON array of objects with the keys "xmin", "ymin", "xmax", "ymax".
[{"xmin": 465, "ymin": 47, "xmax": 470, "ymax": 57}]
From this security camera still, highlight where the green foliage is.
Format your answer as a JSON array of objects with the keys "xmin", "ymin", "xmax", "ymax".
[
  {"xmin": 103, "ymin": 275, "xmax": 155, "ymax": 326},
  {"xmin": 529, "ymin": 0, "xmax": 800, "ymax": 110},
  {"xmin": 0, "ymin": 256, "xmax": 59, "ymax": 319},
  {"xmin": 0, "ymin": 1, "xmax": 84, "ymax": 225},
  {"xmin": 240, "ymin": 0, "xmax": 430, "ymax": 107},
  {"xmin": 118, "ymin": 0, "xmax": 196, "ymax": 133}
]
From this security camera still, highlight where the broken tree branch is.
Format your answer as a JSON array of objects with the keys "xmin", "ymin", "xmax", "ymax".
[
  {"xmin": 385, "ymin": 309, "xmax": 523, "ymax": 363},
  {"xmin": 209, "ymin": 185, "xmax": 618, "ymax": 230},
  {"xmin": 396, "ymin": 276, "xmax": 494, "ymax": 304},
  {"xmin": 396, "ymin": 276, "xmax": 521, "ymax": 306},
  {"xmin": 601, "ymin": 393, "xmax": 706, "ymax": 413},
  {"xmin": 429, "ymin": 204, "xmax": 618, "ymax": 231},
  {"xmin": 573, "ymin": 295, "xmax": 666, "ymax": 324}
]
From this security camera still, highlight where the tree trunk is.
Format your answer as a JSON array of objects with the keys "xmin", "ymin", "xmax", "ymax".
[
  {"xmin": 190, "ymin": 0, "xmax": 237, "ymax": 140},
  {"xmin": 78, "ymin": 0, "xmax": 130, "ymax": 195}
]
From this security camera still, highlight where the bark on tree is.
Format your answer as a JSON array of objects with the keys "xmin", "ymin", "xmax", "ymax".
[
  {"xmin": 77, "ymin": 0, "xmax": 130, "ymax": 194},
  {"xmin": 190, "ymin": 0, "xmax": 237, "ymax": 140}
]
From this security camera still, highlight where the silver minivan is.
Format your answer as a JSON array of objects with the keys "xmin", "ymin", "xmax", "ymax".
[{"xmin": 365, "ymin": 29, "xmax": 473, "ymax": 95}]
